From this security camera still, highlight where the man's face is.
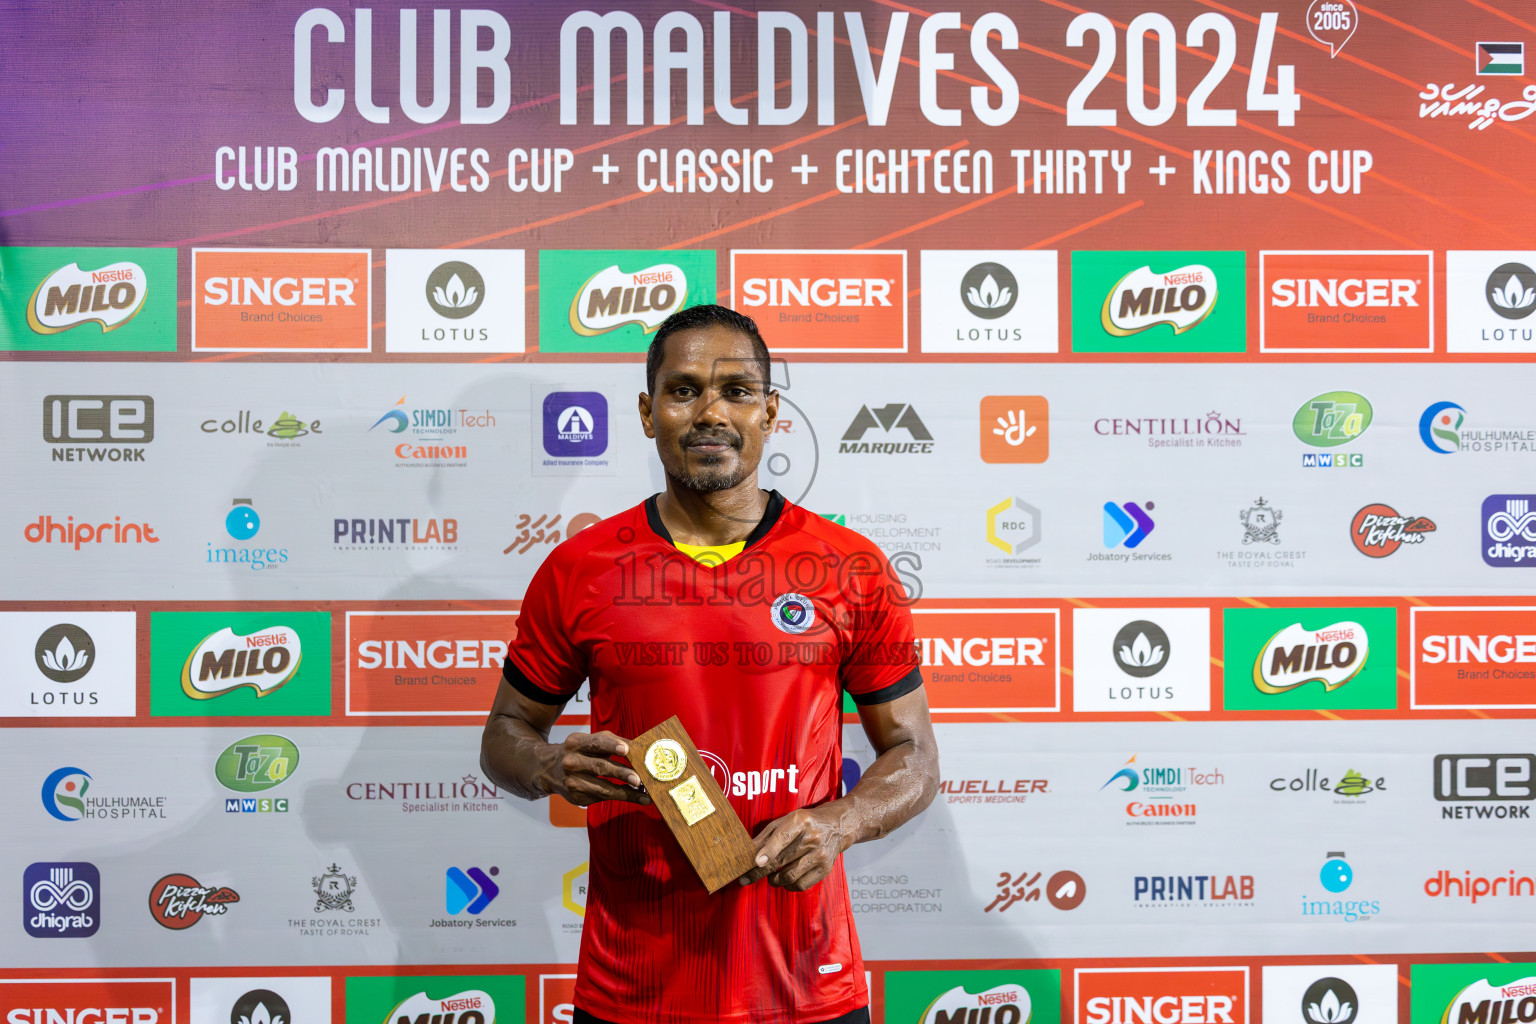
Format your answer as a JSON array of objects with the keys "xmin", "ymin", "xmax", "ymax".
[{"xmin": 640, "ymin": 325, "xmax": 777, "ymax": 494}]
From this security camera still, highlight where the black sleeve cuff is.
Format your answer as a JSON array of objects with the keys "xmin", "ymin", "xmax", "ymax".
[
  {"xmin": 503, "ymin": 657, "xmax": 572, "ymax": 706},
  {"xmin": 848, "ymin": 666, "xmax": 924, "ymax": 706}
]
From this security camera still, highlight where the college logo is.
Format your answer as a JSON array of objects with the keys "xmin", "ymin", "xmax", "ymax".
[
  {"xmin": 1351, "ymin": 504, "xmax": 1435, "ymax": 557},
  {"xmin": 151, "ymin": 612, "xmax": 331, "ymax": 717},
  {"xmin": 192, "ymin": 248, "xmax": 370, "ymax": 352},
  {"xmin": 1410, "ymin": 965, "xmax": 1536, "ymax": 1024},
  {"xmin": 1447, "ymin": 252, "xmax": 1536, "ymax": 352},
  {"xmin": 1266, "ymin": 966, "xmax": 1399, "ymax": 1024},
  {"xmin": 1260, "ymin": 251, "xmax": 1432, "ymax": 352},
  {"xmin": 980, "ymin": 396, "xmax": 1049, "ymax": 463},
  {"xmin": 919, "ymin": 250, "xmax": 1058, "ymax": 353},
  {"xmin": 200, "ymin": 409, "xmax": 323, "ymax": 444},
  {"xmin": 1072, "ymin": 608, "xmax": 1210, "ymax": 712},
  {"xmin": 1411, "ymin": 606, "xmax": 1536, "ymax": 709},
  {"xmin": 1483, "ymin": 495, "xmax": 1536, "ymax": 566},
  {"xmin": 1478, "ymin": 42, "xmax": 1525, "ymax": 75},
  {"xmin": 884, "ymin": 970, "xmax": 1061, "ymax": 1024},
  {"xmin": 385, "ymin": 249, "xmax": 524, "ymax": 353},
  {"xmin": 1078, "ymin": 968, "xmax": 1248, "ymax": 1024},
  {"xmin": 986, "ymin": 498, "xmax": 1042, "ymax": 557},
  {"xmin": 0, "ymin": 246, "xmax": 176, "ymax": 351},
  {"xmin": 1072, "ymin": 250, "xmax": 1245, "ymax": 353},
  {"xmin": 1102, "ymin": 501, "xmax": 1155, "ymax": 550},
  {"xmin": 343, "ymin": 976, "xmax": 523, "ymax": 1024},
  {"xmin": 148, "ymin": 873, "xmax": 240, "ymax": 929},
  {"xmin": 22, "ymin": 862, "xmax": 100, "ymax": 937},
  {"xmin": 346, "ymin": 611, "xmax": 513, "ymax": 715},
  {"xmin": 214, "ymin": 734, "xmax": 301, "ymax": 794},
  {"xmin": 1270, "ymin": 767, "xmax": 1385, "ymax": 799},
  {"xmin": 44, "ymin": 395, "xmax": 154, "ymax": 463},
  {"xmin": 733, "ymin": 249, "xmax": 906, "ymax": 352},
  {"xmin": 1, "ymin": 980, "xmax": 175, "ymax": 1024},
  {"xmin": 914, "ymin": 608, "xmax": 1058, "ymax": 713},
  {"xmin": 1, "ymin": 612, "xmax": 136, "ymax": 717},
  {"xmin": 1223, "ymin": 608, "xmax": 1397, "ymax": 710},
  {"xmin": 770, "ymin": 593, "xmax": 815, "ymax": 635},
  {"xmin": 538, "ymin": 249, "xmax": 713, "ymax": 352},
  {"xmin": 1295, "ymin": 391, "xmax": 1372, "ymax": 452}
]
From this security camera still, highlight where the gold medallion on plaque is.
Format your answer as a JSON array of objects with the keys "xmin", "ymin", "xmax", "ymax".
[
  {"xmin": 668, "ymin": 774, "xmax": 716, "ymax": 826},
  {"xmin": 644, "ymin": 738, "xmax": 687, "ymax": 782}
]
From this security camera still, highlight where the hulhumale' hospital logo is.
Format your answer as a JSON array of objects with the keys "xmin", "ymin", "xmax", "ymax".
[{"xmin": 771, "ymin": 593, "xmax": 815, "ymax": 635}]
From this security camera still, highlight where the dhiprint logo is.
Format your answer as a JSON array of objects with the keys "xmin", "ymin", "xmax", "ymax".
[
  {"xmin": 426, "ymin": 261, "xmax": 484, "ymax": 318},
  {"xmin": 1478, "ymin": 42, "xmax": 1525, "ymax": 75},
  {"xmin": 1420, "ymin": 402, "xmax": 1466, "ymax": 453},
  {"xmin": 1351, "ymin": 504, "xmax": 1436, "ymax": 557},
  {"xmin": 962, "ymin": 263, "xmax": 1018, "ymax": 318},
  {"xmin": 22, "ymin": 862, "xmax": 100, "ymax": 937},
  {"xmin": 1114, "ymin": 621, "xmax": 1170, "ymax": 678},
  {"xmin": 445, "ymin": 866, "xmax": 500, "ymax": 915},
  {"xmin": 979, "ymin": 396, "xmax": 1049, "ymax": 463},
  {"xmin": 771, "ymin": 593, "xmax": 815, "ymax": 635},
  {"xmin": 1487, "ymin": 263, "xmax": 1536, "ymax": 318},
  {"xmin": 35, "ymin": 623, "xmax": 95, "ymax": 683},
  {"xmin": 385, "ymin": 249, "xmax": 524, "ymax": 353},
  {"xmin": 1072, "ymin": 608, "xmax": 1211, "ymax": 713},
  {"xmin": 1103, "ymin": 501, "xmax": 1155, "ymax": 549},
  {"xmin": 1483, "ymin": 495, "xmax": 1536, "ymax": 566}
]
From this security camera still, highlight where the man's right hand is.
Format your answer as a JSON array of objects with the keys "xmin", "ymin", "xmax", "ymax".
[{"xmin": 536, "ymin": 731, "xmax": 653, "ymax": 807}]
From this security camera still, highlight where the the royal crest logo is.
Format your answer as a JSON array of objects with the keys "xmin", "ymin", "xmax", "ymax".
[
  {"xmin": 1350, "ymin": 504, "xmax": 1435, "ymax": 557},
  {"xmin": 1239, "ymin": 498, "xmax": 1283, "ymax": 545},
  {"xmin": 313, "ymin": 863, "xmax": 357, "ymax": 912},
  {"xmin": 1101, "ymin": 264, "xmax": 1218, "ymax": 336},
  {"xmin": 148, "ymin": 872, "xmax": 239, "ymax": 929},
  {"xmin": 28, "ymin": 261, "xmax": 148, "ymax": 334},
  {"xmin": 771, "ymin": 593, "xmax": 815, "ymax": 635},
  {"xmin": 569, "ymin": 263, "xmax": 686, "ymax": 336},
  {"xmin": 1254, "ymin": 621, "xmax": 1369, "ymax": 693},
  {"xmin": 181, "ymin": 626, "xmax": 302, "ymax": 699}
]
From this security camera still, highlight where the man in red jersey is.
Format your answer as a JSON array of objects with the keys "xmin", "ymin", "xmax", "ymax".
[{"xmin": 481, "ymin": 304, "xmax": 939, "ymax": 1024}]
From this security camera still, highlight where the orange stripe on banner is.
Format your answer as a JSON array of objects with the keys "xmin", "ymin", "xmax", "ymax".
[
  {"xmin": 1405, "ymin": 596, "xmax": 1432, "ymax": 605},
  {"xmin": 190, "ymin": 352, "xmax": 253, "ymax": 363},
  {"xmin": 1024, "ymin": 200, "xmax": 1145, "ymax": 250},
  {"xmin": 1211, "ymin": 657, "xmax": 1224, "ymax": 669},
  {"xmin": 1463, "ymin": 0, "xmax": 1536, "ymax": 35},
  {"xmin": 855, "ymin": 187, "xmax": 1020, "ymax": 249},
  {"xmin": 1472, "ymin": 710, "xmax": 1493, "ymax": 719},
  {"xmin": 1398, "ymin": 974, "xmax": 1412, "ymax": 988},
  {"xmin": 1353, "ymin": 955, "xmax": 1381, "ymax": 964},
  {"xmin": 1316, "ymin": 710, "xmax": 1344, "ymax": 720},
  {"xmin": 1238, "ymin": 597, "xmax": 1269, "ymax": 607},
  {"xmin": 1066, "ymin": 598, "xmax": 1097, "ymax": 607},
  {"xmin": 1284, "ymin": 191, "xmax": 1416, "ymax": 245},
  {"xmin": 1157, "ymin": 712, "xmax": 1186, "ymax": 722},
  {"xmin": 1489, "ymin": 953, "xmax": 1512, "ymax": 963}
]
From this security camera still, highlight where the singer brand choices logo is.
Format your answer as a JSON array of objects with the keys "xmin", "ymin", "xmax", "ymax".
[
  {"xmin": 1260, "ymin": 251, "xmax": 1433, "ymax": 352},
  {"xmin": 539, "ymin": 250, "xmax": 714, "ymax": 352},
  {"xmin": 150, "ymin": 612, "xmax": 332, "ymax": 717},
  {"xmin": 1071, "ymin": 251, "xmax": 1246, "ymax": 353},
  {"xmin": 0, "ymin": 247, "xmax": 176, "ymax": 351},
  {"xmin": 343, "ymin": 974, "xmax": 525, "ymax": 1024},
  {"xmin": 0, "ymin": 979, "xmax": 174, "ymax": 1024},
  {"xmin": 733, "ymin": 250, "xmax": 907, "ymax": 352},
  {"xmin": 22, "ymin": 861, "xmax": 101, "ymax": 937},
  {"xmin": 1223, "ymin": 607, "xmax": 1398, "ymax": 711},
  {"xmin": 345, "ymin": 611, "xmax": 515, "ymax": 715},
  {"xmin": 884, "ymin": 968, "xmax": 1062, "ymax": 1024},
  {"xmin": 1411, "ymin": 606, "xmax": 1536, "ymax": 709},
  {"xmin": 1076, "ymin": 968, "xmax": 1249, "ymax": 1024},
  {"xmin": 192, "ymin": 248, "xmax": 371, "ymax": 352}
]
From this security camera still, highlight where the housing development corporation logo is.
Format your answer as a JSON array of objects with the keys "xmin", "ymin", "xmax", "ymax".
[
  {"xmin": 920, "ymin": 250, "xmax": 1059, "ymax": 353},
  {"xmin": 0, "ymin": 246, "xmax": 176, "ymax": 352},
  {"xmin": 733, "ymin": 249, "xmax": 906, "ymax": 352},
  {"xmin": 1071, "ymin": 250, "xmax": 1245, "ymax": 353},
  {"xmin": 22, "ymin": 861, "xmax": 100, "ymax": 937},
  {"xmin": 1260, "ymin": 251, "xmax": 1433, "ymax": 352},
  {"xmin": 1223, "ymin": 608, "xmax": 1397, "ymax": 711},
  {"xmin": 150, "ymin": 612, "xmax": 331, "ymax": 717},
  {"xmin": 1483, "ymin": 495, "xmax": 1536, "ymax": 566},
  {"xmin": 192, "ymin": 248, "xmax": 370, "ymax": 352},
  {"xmin": 539, "ymin": 249, "xmax": 713, "ymax": 353}
]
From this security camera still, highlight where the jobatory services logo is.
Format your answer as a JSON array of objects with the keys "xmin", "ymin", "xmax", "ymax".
[
  {"xmin": 1478, "ymin": 42, "xmax": 1525, "ymax": 75},
  {"xmin": 345, "ymin": 611, "xmax": 514, "ymax": 715},
  {"xmin": 539, "ymin": 249, "xmax": 713, "ymax": 352},
  {"xmin": 1411, "ymin": 965, "xmax": 1536, "ymax": 1024},
  {"xmin": 1447, "ymin": 252, "xmax": 1536, "ymax": 353},
  {"xmin": 0, "ymin": 612, "xmax": 136, "ymax": 717},
  {"xmin": 920, "ymin": 250, "xmax": 1058, "ymax": 353},
  {"xmin": 1077, "ymin": 968, "xmax": 1248, "ymax": 1024},
  {"xmin": 385, "ymin": 249, "xmax": 525, "ymax": 353},
  {"xmin": 733, "ymin": 249, "xmax": 906, "ymax": 352},
  {"xmin": 42, "ymin": 765, "xmax": 170, "ymax": 822},
  {"xmin": 1351, "ymin": 504, "xmax": 1436, "ymax": 557},
  {"xmin": 433, "ymin": 866, "xmax": 515, "ymax": 931},
  {"xmin": 148, "ymin": 873, "xmax": 240, "ymax": 930},
  {"xmin": 1265, "ymin": 966, "xmax": 1400, "ymax": 1024},
  {"xmin": 1101, "ymin": 501, "xmax": 1159, "ymax": 555},
  {"xmin": 0, "ymin": 246, "xmax": 176, "ymax": 351},
  {"xmin": 343, "ymin": 975, "xmax": 524, "ymax": 1024},
  {"xmin": 1260, "ymin": 251, "xmax": 1433, "ymax": 352},
  {"xmin": 1411, "ymin": 606, "xmax": 1536, "ymax": 709},
  {"xmin": 840, "ymin": 403, "xmax": 934, "ymax": 454},
  {"xmin": 150, "ymin": 612, "xmax": 331, "ymax": 717},
  {"xmin": 43, "ymin": 395, "xmax": 154, "ymax": 463},
  {"xmin": 1071, "ymin": 608, "xmax": 1211, "ymax": 712},
  {"xmin": 1071, "ymin": 250, "xmax": 1245, "ymax": 353},
  {"xmin": 884, "ymin": 969, "xmax": 1060, "ymax": 1024},
  {"xmin": 1433, "ymin": 753, "xmax": 1535, "ymax": 820},
  {"xmin": 22, "ymin": 862, "xmax": 100, "ymax": 937},
  {"xmin": 980, "ymin": 396, "xmax": 1049, "ymax": 463},
  {"xmin": 192, "ymin": 248, "xmax": 371, "ymax": 351},
  {"xmin": 0, "ymin": 980, "xmax": 176, "ymax": 1024},
  {"xmin": 1222, "ymin": 607, "xmax": 1398, "ymax": 711},
  {"xmin": 1483, "ymin": 495, "xmax": 1536, "ymax": 566},
  {"xmin": 913, "ymin": 608, "xmax": 1058, "ymax": 713},
  {"xmin": 1294, "ymin": 391, "xmax": 1371, "ymax": 467},
  {"xmin": 189, "ymin": 977, "xmax": 333, "ymax": 1024}
]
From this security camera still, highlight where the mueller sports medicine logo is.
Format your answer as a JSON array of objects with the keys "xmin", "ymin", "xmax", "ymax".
[
  {"xmin": 346, "ymin": 611, "xmax": 513, "ymax": 715},
  {"xmin": 1434, "ymin": 754, "xmax": 1535, "ymax": 820},
  {"xmin": 22, "ymin": 862, "xmax": 100, "ymax": 937},
  {"xmin": 840, "ymin": 404, "xmax": 933, "ymax": 454},
  {"xmin": 1078, "ymin": 968, "xmax": 1248, "ymax": 1024},
  {"xmin": 192, "ymin": 248, "xmax": 370, "ymax": 352},
  {"xmin": 1102, "ymin": 263, "xmax": 1218, "ymax": 336},
  {"xmin": 181, "ymin": 625, "xmax": 302, "ymax": 700},
  {"xmin": 43, "ymin": 395, "xmax": 154, "ymax": 462},
  {"xmin": 1411, "ymin": 607, "xmax": 1536, "ymax": 709},
  {"xmin": 1260, "ymin": 251, "xmax": 1432, "ymax": 352},
  {"xmin": 733, "ymin": 250, "xmax": 906, "ymax": 352},
  {"xmin": 1483, "ymin": 496, "xmax": 1536, "ymax": 566},
  {"xmin": 28, "ymin": 260, "xmax": 148, "ymax": 334}
]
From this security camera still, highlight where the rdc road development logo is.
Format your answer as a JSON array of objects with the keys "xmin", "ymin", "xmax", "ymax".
[
  {"xmin": 539, "ymin": 249, "xmax": 714, "ymax": 353},
  {"xmin": 151, "ymin": 612, "xmax": 331, "ymax": 717},
  {"xmin": 771, "ymin": 593, "xmax": 815, "ymax": 635},
  {"xmin": 22, "ymin": 861, "xmax": 100, "ymax": 937},
  {"xmin": 192, "ymin": 248, "xmax": 371, "ymax": 352},
  {"xmin": 1446, "ymin": 252, "xmax": 1536, "ymax": 353},
  {"xmin": 883, "ymin": 969, "xmax": 1061, "ymax": 1024},
  {"xmin": 919, "ymin": 250, "xmax": 1058, "ymax": 353},
  {"xmin": 734, "ymin": 249, "xmax": 906, "ymax": 353},
  {"xmin": 148, "ymin": 873, "xmax": 240, "ymax": 929},
  {"xmin": 1260, "ymin": 251, "xmax": 1432, "ymax": 353},
  {"xmin": 1483, "ymin": 495, "xmax": 1536, "ymax": 566},
  {"xmin": 385, "ymin": 249, "xmax": 525, "ymax": 354},
  {"xmin": 1223, "ymin": 608, "xmax": 1397, "ymax": 711},
  {"xmin": 1071, "ymin": 250, "xmax": 1245, "ymax": 353},
  {"xmin": 43, "ymin": 394, "xmax": 154, "ymax": 463},
  {"xmin": 0, "ymin": 246, "xmax": 176, "ymax": 352},
  {"xmin": 1351, "ymin": 504, "xmax": 1436, "ymax": 557}
]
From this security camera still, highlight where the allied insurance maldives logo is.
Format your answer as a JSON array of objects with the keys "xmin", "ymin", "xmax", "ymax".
[
  {"xmin": 1222, "ymin": 607, "xmax": 1398, "ymax": 711},
  {"xmin": 0, "ymin": 246, "xmax": 176, "ymax": 352},
  {"xmin": 538, "ymin": 249, "xmax": 714, "ymax": 353},
  {"xmin": 733, "ymin": 250, "xmax": 907, "ymax": 352},
  {"xmin": 191, "ymin": 248, "xmax": 371, "ymax": 352},
  {"xmin": 1071, "ymin": 250, "xmax": 1246, "ymax": 353}
]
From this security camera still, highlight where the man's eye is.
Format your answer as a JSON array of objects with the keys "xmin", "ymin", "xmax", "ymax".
[{"xmin": 673, "ymin": 387, "xmax": 696, "ymax": 398}]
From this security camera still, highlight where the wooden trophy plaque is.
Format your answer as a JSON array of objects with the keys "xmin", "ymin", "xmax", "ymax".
[{"xmin": 628, "ymin": 716, "xmax": 757, "ymax": 893}]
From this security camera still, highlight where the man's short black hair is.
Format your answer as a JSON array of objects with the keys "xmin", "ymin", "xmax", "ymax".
[{"xmin": 646, "ymin": 304, "xmax": 771, "ymax": 395}]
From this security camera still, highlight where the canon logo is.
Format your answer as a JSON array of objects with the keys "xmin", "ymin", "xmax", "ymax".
[
  {"xmin": 202, "ymin": 276, "xmax": 356, "ymax": 306},
  {"xmin": 1269, "ymin": 278, "xmax": 1417, "ymax": 307},
  {"xmin": 740, "ymin": 277, "xmax": 892, "ymax": 307}
]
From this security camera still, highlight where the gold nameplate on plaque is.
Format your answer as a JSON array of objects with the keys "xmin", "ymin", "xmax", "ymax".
[{"xmin": 628, "ymin": 716, "xmax": 758, "ymax": 893}]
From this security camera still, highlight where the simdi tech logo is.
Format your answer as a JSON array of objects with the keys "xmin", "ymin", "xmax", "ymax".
[
  {"xmin": 1260, "ymin": 251, "xmax": 1433, "ymax": 353},
  {"xmin": 538, "ymin": 249, "xmax": 714, "ymax": 353},
  {"xmin": 883, "ymin": 968, "xmax": 1061, "ymax": 1024},
  {"xmin": 0, "ymin": 979, "xmax": 175, "ymax": 1024},
  {"xmin": 733, "ymin": 249, "xmax": 906, "ymax": 352},
  {"xmin": 343, "ymin": 974, "xmax": 525, "ymax": 1024},
  {"xmin": 345, "ymin": 611, "xmax": 514, "ymax": 715},
  {"xmin": 385, "ymin": 248, "xmax": 525, "ymax": 353},
  {"xmin": 1076, "ymin": 967, "xmax": 1248, "ymax": 1024},
  {"xmin": 1222, "ymin": 607, "xmax": 1397, "ymax": 710},
  {"xmin": 1411, "ymin": 606, "xmax": 1536, "ymax": 709},
  {"xmin": 919, "ymin": 250, "xmax": 1059, "ymax": 353},
  {"xmin": 0, "ymin": 246, "xmax": 176, "ymax": 352},
  {"xmin": 192, "ymin": 248, "xmax": 371, "ymax": 352},
  {"xmin": 149, "ymin": 611, "xmax": 332, "ymax": 717},
  {"xmin": 1446, "ymin": 252, "xmax": 1536, "ymax": 353},
  {"xmin": 1409, "ymin": 963, "xmax": 1536, "ymax": 1024},
  {"xmin": 1070, "ymin": 250, "xmax": 1246, "ymax": 353}
]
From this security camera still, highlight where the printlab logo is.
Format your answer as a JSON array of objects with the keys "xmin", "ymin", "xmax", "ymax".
[
  {"xmin": 840, "ymin": 403, "xmax": 934, "ymax": 454},
  {"xmin": 313, "ymin": 863, "xmax": 357, "ymax": 912},
  {"xmin": 446, "ymin": 866, "xmax": 500, "ymax": 915},
  {"xmin": 35, "ymin": 623, "xmax": 94, "ymax": 683},
  {"xmin": 1350, "ymin": 504, "xmax": 1435, "ymax": 557},
  {"xmin": 148, "ymin": 873, "xmax": 240, "ymax": 929},
  {"xmin": 22, "ymin": 861, "xmax": 100, "ymax": 937},
  {"xmin": 43, "ymin": 395, "xmax": 154, "ymax": 462},
  {"xmin": 979, "ymin": 396, "xmax": 1049, "ymax": 463},
  {"xmin": 1114, "ymin": 621, "xmax": 1169, "ymax": 678},
  {"xmin": 1478, "ymin": 42, "xmax": 1525, "ymax": 75},
  {"xmin": 1483, "ymin": 495, "xmax": 1536, "ymax": 566},
  {"xmin": 1103, "ymin": 501, "xmax": 1155, "ymax": 549},
  {"xmin": 207, "ymin": 497, "xmax": 289, "ymax": 572},
  {"xmin": 231, "ymin": 990, "xmax": 290, "ymax": 1024},
  {"xmin": 919, "ymin": 250, "xmax": 1058, "ymax": 353},
  {"xmin": 984, "ymin": 869, "xmax": 1086, "ymax": 912},
  {"xmin": 1302, "ymin": 979, "xmax": 1359, "ymax": 1024}
]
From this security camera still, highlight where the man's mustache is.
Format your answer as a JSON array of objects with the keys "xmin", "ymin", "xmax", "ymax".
[{"xmin": 680, "ymin": 429, "xmax": 742, "ymax": 450}]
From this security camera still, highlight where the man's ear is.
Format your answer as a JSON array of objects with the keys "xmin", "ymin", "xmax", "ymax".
[
  {"xmin": 763, "ymin": 389, "xmax": 780, "ymax": 434},
  {"xmin": 638, "ymin": 391, "xmax": 657, "ymax": 439}
]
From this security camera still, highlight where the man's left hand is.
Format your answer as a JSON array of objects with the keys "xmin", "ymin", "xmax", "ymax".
[{"xmin": 738, "ymin": 805, "xmax": 851, "ymax": 891}]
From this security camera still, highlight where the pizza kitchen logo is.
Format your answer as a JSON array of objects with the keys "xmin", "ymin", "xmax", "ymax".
[
  {"xmin": 147, "ymin": 872, "xmax": 240, "ymax": 929},
  {"xmin": 1351, "ymin": 503, "xmax": 1435, "ymax": 557}
]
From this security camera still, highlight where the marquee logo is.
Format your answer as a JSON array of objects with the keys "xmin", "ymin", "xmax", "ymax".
[
  {"xmin": 884, "ymin": 970, "xmax": 1061, "ymax": 1024},
  {"xmin": 346, "ymin": 611, "xmax": 514, "ymax": 715},
  {"xmin": 840, "ymin": 403, "xmax": 934, "ymax": 454},
  {"xmin": 1260, "ymin": 251, "xmax": 1433, "ymax": 352},
  {"xmin": 192, "ymin": 248, "xmax": 370, "ymax": 352},
  {"xmin": 1072, "ymin": 250, "xmax": 1245, "ymax": 353},
  {"xmin": 148, "ymin": 873, "xmax": 239, "ymax": 930},
  {"xmin": 0, "ymin": 979, "xmax": 175, "ymax": 1024},
  {"xmin": 181, "ymin": 626, "xmax": 302, "ymax": 700},
  {"xmin": 1223, "ymin": 608, "xmax": 1397, "ymax": 711},
  {"xmin": 539, "ymin": 250, "xmax": 714, "ymax": 353},
  {"xmin": 22, "ymin": 862, "xmax": 100, "ymax": 937},
  {"xmin": 151, "ymin": 612, "xmax": 331, "ymax": 717},
  {"xmin": 1, "ymin": 247, "xmax": 176, "ymax": 352},
  {"xmin": 734, "ymin": 249, "xmax": 906, "ymax": 352},
  {"xmin": 1078, "ymin": 968, "xmax": 1248, "ymax": 1024},
  {"xmin": 912, "ymin": 608, "xmax": 1058, "ymax": 713},
  {"xmin": 1411, "ymin": 606, "xmax": 1536, "ymax": 709}
]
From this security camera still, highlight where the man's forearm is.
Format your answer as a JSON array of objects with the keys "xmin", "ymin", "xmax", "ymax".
[
  {"xmin": 830, "ymin": 735, "xmax": 939, "ymax": 847},
  {"xmin": 480, "ymin": 713, "xmax": 557, "ymax": 801}
]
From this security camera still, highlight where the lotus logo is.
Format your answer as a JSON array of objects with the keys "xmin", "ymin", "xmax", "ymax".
[
  {"xmin": 1486, "ymin": 263, "xmax": 1536, "ymax": 320},
  {"xmin": 369, "ymin": 396, "xmax": 410, "ymax": 433},
  {"xmin": 1113, "ymin": 621, "xmax": 1169, "ymax": 678},
  {"xmin": 232, "ymin": 990, "xmax": 290, "ymax": 1024},
  {"xmin": 34, "ymin": 623, "xmax": 95, "ymax": 683},
  {"xmin": 1303, "ymin": 978, "xmax": 1358, "ymax": 1024},
  {"xmin": 960, "ymin": 262, "xmax": 1019, "ymax": 319},
  {"xmin": 425, "ymin": 261, "xmax": 485, "ymax": 319}
]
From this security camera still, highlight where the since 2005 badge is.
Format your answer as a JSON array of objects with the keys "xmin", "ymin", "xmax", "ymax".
[{"xmin": 644, "ymin": 738, "xmax": 687, "ymax": 782}]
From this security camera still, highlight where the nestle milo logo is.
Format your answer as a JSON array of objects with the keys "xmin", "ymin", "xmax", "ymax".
[
  {"xmin": 182, "ymin": 626, "xmax": 302, "ymax": 700},
  {"xmin": 1293, "ymin": 392, "xmax": 1372, "ymax": 447},
  {"xmin": 215, "ymin": 734, "xmax": 300, "ymax": 792},
  {"xmin": 29, "ymin": 261, "xmax": 149, "ymax": 334},
  {"xmin": 569, "ymin": 263, "xmax": 686, "ymax": 336}
]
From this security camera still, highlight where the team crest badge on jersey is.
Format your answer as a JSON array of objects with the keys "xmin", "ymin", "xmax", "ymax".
[{"xmin": 771, "ymin": 593, "xmax": 815, "ymax": 635}]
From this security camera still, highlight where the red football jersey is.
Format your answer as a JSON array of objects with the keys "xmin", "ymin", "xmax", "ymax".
[{"xmin": 506, "ymin": 491, "xmax": 922, "ymax": 1024}]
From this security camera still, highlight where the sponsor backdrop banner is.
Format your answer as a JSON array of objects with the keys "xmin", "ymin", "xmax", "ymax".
[{"xmin": 4, "ymin": 1, "xmax": 1536, "ymax": 1022}]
